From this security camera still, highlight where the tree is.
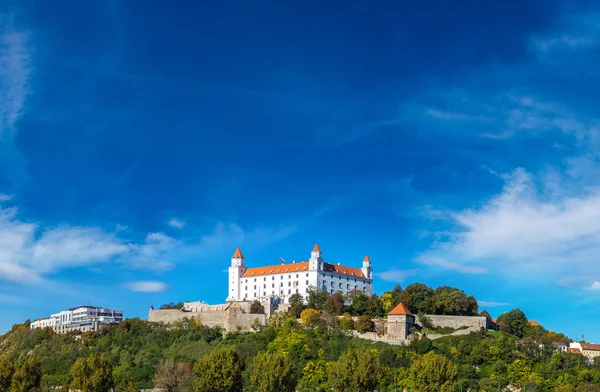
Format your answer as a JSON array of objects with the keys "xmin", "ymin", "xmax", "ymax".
[
  {"xmin": 328, "ymin": 348, "xmax": 381, "ymax": 392},
  {"xmin": 69, "ymin": 354, "xmax": 114, "ymax": 392},
  {"xmin": 406, "ymin": 351, "xmax": 458, "ymax": 392},
  {"xmin": 289, "ymin": 293, "xmax": 304, "ymax": 307},
  {"xmin": 160, "ymin": 302, "xmax": 184, "ymax": 310},
  {"xmin": 250, "ymin": 352, "xmax": 297, "ymax": 392},
  {"xmin": 250, "ymin": 300, "xmax": 265, "ymax": 314},
  {"xmin": 307, "ymin": 288, "xmax": 330, "ymax": 311},
  {"xmin": 0, "ymin": 355, "xmax": 14, "ymax": 392},
  {"xmin": 192, "ymin": 348, "xmax": 244, "ymax": 392},
  {"xmin": 351, "ymin": 293, "xmax": 370, "ymax": 315},
  {"xmin": 339, "ymin": 313, "xmax": 354, "ymax": 330},
  {"xmin": 354, "ymin": 315, "xmax": 373, "ymax": 333},
  {"xmin": 300, "ymin": 308, "xmax": 321, "ymax": 327},
  {"xmin": 497, "ymin": 309, "xmax": 528, "ymax": 337},
  {"xmin": 10, "ymin": 356, "xmax": 41, "ymax": 392},
  {"xmin": 153, "ymin": 359, "xmax": 192, "ymax": 392},
  {"xmin": 433, "ymin": 286, "xmax": 478, "ymax": 316},
  {"xmin": 328, "ymin": 292, "xmax": 345, "ymax": 315},
  {"xmin": 507, "ymin": 359, "xmax": 531, "ymax": 388},
  {"xmin": 366, "ymin": 294, "xmax": 384, "ymax": 317},
  {"xmin": 398, "ymin": 283, "xmax": 434, "ymax": 314}
]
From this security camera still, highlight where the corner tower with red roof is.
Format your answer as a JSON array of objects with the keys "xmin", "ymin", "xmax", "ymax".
[
  {"xmin": 226, "ymin": 244, "xmax": 373, "ymax": 304},
  {"xmin": 387, "ymin": 303, "xmax": 415, "ymax": 340}
]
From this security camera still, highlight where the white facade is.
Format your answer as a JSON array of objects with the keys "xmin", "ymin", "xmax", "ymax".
[
  {"xmin": 227, "ymin": 245, "xmax": 373, "ymax": 304},
  {"xmin": 31, "ymin": 306, "xmax": 123, "ymax": 334}
]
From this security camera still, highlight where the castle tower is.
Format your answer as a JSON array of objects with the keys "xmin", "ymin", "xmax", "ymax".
[
  {"xmin": 309, "ymin": 244, "xmax": 323, "ymax": 271},
  {"xmin": 228, "ymin": 248, "xmax": 246, "ymax": 301},
  {"xmin": 361, "ymin": 254, "xmax": 372, "ymax": 279},
  {"xmin": 387, "ymin": 303, "xmax": 414, "ymax": 340}
]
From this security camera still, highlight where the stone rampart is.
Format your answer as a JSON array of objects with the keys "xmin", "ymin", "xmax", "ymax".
[
  {"xmin": 423, "ymin": 315, "xmax": 490, "ymax": 330},
  {"xmin": 148, "ymin": 301, "xmax": 266, "ymax": 332}
]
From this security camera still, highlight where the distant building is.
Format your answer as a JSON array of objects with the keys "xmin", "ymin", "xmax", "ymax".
[
  {"xmin": 227, "ymin": 244, "xmax": 373, "ymax": 304},
  {"xmin": 387, "ymin": 303, "xmax": 415, "ymax": 340},
  {"xmin": 31, "ymin": 306, "xmax": 123, "ymax": 334},
  {"xmin": 570, "ymin": 342, "xmax": 600, "ymax": 360}
]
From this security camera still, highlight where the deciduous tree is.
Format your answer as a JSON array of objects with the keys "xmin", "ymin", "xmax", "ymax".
[
  {"xmin": 11, "ymin": 356, "xmax": 41, "ymax": 392},
  {"xmin": 153, "ymin": 358, "xmax": 192, "ymax": 392},
  {"xmin": 300, "ymin": 309, "xmax": 321, "ymax": 327},
  {"xmin": 250, "ymin": 351, "xmax": 297, "ymax": 392},
  {"xmin": 328, "ymin": 348, "xmax": 381, "ymax": 392},
  {"xmin": 192, "ymin": 348, "xmax": 243, "ymax": 392},
  {"xmin": 407, "ymin": 351, "xmax": 458, "ymax": 392},
  {"xmin": 69, "ymin": 354, "xmax": 114, "ymax": 392}
]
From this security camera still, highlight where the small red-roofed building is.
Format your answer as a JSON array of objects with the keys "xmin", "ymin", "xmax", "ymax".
[
  {"xmin": 387, "ymin": 303, "xmax": 415, "ymax": 340},
  {"xmin": 570, "ymin": 342, "xmax": 600, "ymax": 360},
  {"xmin": 529, "ymin": 320, "xmax": 541, "ymax": 327}
]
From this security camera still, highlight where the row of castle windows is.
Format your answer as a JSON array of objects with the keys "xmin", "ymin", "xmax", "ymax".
[
  {"xmin": 245, "ymin": 280, "xmax": 307, "ymax": 291},
  {"xmin": 244, "ymin": 288, "xmax": 307, "ymax": 299}
]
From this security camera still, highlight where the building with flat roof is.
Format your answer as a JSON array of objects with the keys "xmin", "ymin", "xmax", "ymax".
[
  {"xmin": 31, "ymin": 305, "xmax": 123, "ymax": 334},
  {"xmin": 227, "ymin": 244, "xmax": 373, "ymax": 304}
]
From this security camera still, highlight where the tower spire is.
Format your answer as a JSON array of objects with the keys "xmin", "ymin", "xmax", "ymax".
[{"xmin": 232, "ymin": 247, "xmax": 244, "ymax": 258}]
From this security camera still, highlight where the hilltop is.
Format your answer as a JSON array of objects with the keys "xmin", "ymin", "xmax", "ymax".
[{"xmin": 1, "ymin": 282, "xmax": 598, "ymax": 391}]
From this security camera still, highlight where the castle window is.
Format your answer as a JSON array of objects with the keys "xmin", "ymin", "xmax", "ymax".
[
  {"xmin": 323, "ymin": 281, "xmax": 327, "ymax": 287},
  {"xmin": 339, "ymin": 283, "xmax": 343, "ymax": 289},
  {"xmin": 288, "ymin": 289, "xmax": 291, "ymax": 294},
  {"xmin": 288, "ymin": 282, "xmax": 291, "ymax": 286},
  {"xmin": 296, "ymin": 289, "xmax": 299, "ymax": 293},
  {"xmin": 264, "ymin": 284, "xmax": 266, "ymax": 289},
  {"xmin": 306, "ymin": 280, "xmax": 308, "ymax": 285},
  {"xmin": 272, "ymin": 277, "xmax": 275, "ymax": 280},
  {"xmin": 306, "ymin": 273, "xmax": 309, "ymax": 277},
  {"xmin": 296, "ymin": 274, "xmax": 298, "ymax": 278},
  {"xmin": 347, "ymin": 284, "xmax": 350, "ymax": 290},
  {"xmin": 281, "ymin": 276, "xmax": 283, "ymax": 279},
  {"xmin": 261, "ymin": 272, "xmax": 264, "ymax": 275},
  {"xmin": 264, "ymin": 277, "xmax": 266, "ymax": 281},
  {"xmin": 306, "ymin": 288, "xmax": 309, "ymax": 293},
  {"xmin": 254, "ymin": 278, "xmax": 257, "ymax": 282},
  {"xmin": 254, "ymin": 285, "xmax": 256, "ymax": 289},
  {"xmin": 272, "ymin": 284, "xmax": 274, "ymax": 288}
]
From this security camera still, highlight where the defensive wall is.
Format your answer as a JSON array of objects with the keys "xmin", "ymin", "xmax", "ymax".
[
  {"xmin": 147, "ymin": 301, "xmax": 267, "ymax": 332},
  {"xmin": 424, "ymin": 314, "xmax": 495, "ymax": 330}
]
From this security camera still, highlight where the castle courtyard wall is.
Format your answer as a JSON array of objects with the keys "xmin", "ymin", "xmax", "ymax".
[{"xmin": 424, "ymin": 315, "xmax": 490, "ymax": 330}]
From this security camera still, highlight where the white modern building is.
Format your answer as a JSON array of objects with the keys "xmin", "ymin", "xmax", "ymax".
[
  {"xmin": 227, "ymin": 244, "xmax": 373, "ymax": 303},
  {"xmin": 31, "ymin": 305, "xmax": 123, "ymax": 334}
]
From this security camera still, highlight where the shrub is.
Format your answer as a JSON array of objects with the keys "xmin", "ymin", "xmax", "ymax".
[
  {"xmin": 300, "ymin": 309, "xmax": 321, "ymax": 328},
  {"xmin": 354, "ymin": 315, "xmax": 373, "ymax": 333},
  {"xmin": 339, "ymin": 313, "xmax": 354, "ymax": 330}
]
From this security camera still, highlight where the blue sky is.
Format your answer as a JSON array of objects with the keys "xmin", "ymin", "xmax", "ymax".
[{"xmin": 1, "ymin": 0, "xmax": 600, "ymax": 341}]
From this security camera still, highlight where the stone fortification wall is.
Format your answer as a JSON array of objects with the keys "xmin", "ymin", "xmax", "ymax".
[
  {"xmin": 423, "ymin": 315, "xmax": 490, "ymax": 330},
  {"xmin": 350, "ymin": 331, "xmax": 410, "ymax": 346},
  {"xmin": 148, "ymin": 302, "xmax": 266, "ymax": 332}
]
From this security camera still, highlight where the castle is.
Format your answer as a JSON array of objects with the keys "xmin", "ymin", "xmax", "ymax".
[
  {"xmin": 228, "ymin": 244, "xmax": 373, "ymax": 303},
  {"xmin": 148, "ymin": 244, "xmax": 373, "ymax": 331}
]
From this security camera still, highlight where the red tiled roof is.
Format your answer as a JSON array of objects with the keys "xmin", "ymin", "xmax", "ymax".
[
  {"xmin": 232, "ymin": 248, "xmax": 244, "ymax": 258},
  {"xmin": 323, "ymin": 262, "xmax": 365, "ymax": 278},
  {"xmin": 529, "ymin": 320, "xmax": 541, "ymax": 327},
  {"xmin": 242, "ymin": 262, "xmax": 310, "ymax": 277},
  {"xmin": 312, "ymin": 244, "xmax": 321, "ymax": 252},
  {"xmin": 388, "ymin": 303, "xmax": 413, "ymax": 316},
  {"xmin": 581, "ymin": 344, "xmax": 600, "ymax": 351},
  {"xmin": 568, "ymin": 348, "xmax": 582, "ymax": 354}
]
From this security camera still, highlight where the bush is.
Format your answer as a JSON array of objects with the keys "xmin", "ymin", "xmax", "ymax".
[
  {"xmin": 339, "ymin": 313, "xmax": 354, "ymax": 330},
  {"xmin": 300, "ymin": 309, "xmax": 321, "ymax": 328},
  {"xmin": 354, "ymin": 315, "xmax": 373, "ymax": 333},
  {"xmin": 250, "ymin": 301, "xmax": 265, "ymax": 314}
]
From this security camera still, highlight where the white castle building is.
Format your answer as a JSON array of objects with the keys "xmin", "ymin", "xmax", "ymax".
[
  {"xmin": 227, "ymin": 244, "xmax": 373, "ymax": 303},
  {"xmin": 31, "ymin": 305, "xmax": 123, "ymax": 334}
]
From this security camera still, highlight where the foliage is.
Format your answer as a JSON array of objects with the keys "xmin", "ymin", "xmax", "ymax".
[
  {"xmin": 69, "ymin": 354, "xmax": 113, "ymax": 392},
  {"xmin": 339, "ymin": 313, "xmax": 354, "ymax": 330},
  {"xmin": 327, "ymin": 292, "xmax": 345, "ymax": 315},
  {"xmin": 160, "ymin": 302, "xmax": 184, "ymax": 310},
  {"xmin": 354, "ymin": 315, "xmax": 373, "ymax": 333},
  {"xmin": 328, "ymin": 348, "xmax": 382, "ymax": 392},
  {"xmin": 250, "ymin": 301, "xmax": 265, "ymax": 314},
  {"xmin": 153, "ymin": 359, "xmax": 192, "ymax": 392},
  {"xmin": 497, "ymin": 308, "xmax": 529, "ymax": 337},
  {"xmin": 288, "ymin": 293, "xmax": 304, "ymax": 307},
  {"xmin": 192, "ymin": 348, "xmax": 243, "ymax": 392},
  {"xmin": 406, "ymin": 351, "xmax": 458, "ymax": 392},
  {"xmin": 10, "ymin": 356, "xmax": 41, "ymax": 392},
  {"xmin": 0, "ymin": 355, "xmax": 14, "ymax": 392},
  {"xmin": 307, "ymin": 288, "xmax": 330, "ymax": 312},
  {"xmin": 250, "ymin": 351, "xmax": 297, "ymax": 392},
  {"xmin": 300, "ymin": 309, "xmax": 321, "ymax": 328}
]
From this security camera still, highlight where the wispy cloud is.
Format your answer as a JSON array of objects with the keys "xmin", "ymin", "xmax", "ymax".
[
  {"xmin": 0, "ymin": 193, "xmax": 12, "ymax": 202},
  {"xmin": 477, "ymin": 300, "xmax": 510, "ymax": 307},
  {"xmin": 124, "ymin": 281, "xmax": 170, "ymax": 293},
  {"xmin": 417, "ymin": 256, "xmax": 488, "ymax": 275},
  {"xmin": 167, "ymin": 218, "xmax": 185, "ymax": 229},
  {"xmin": 0, "ymin": 13, "xmax": 33, "ymax": 184},
  {"xmin": 376, "ymin": 268, "xmax": 421, "ymax": 282}
]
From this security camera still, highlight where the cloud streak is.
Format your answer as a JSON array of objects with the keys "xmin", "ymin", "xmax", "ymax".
[
  {"xmin": 477, "ymin": 300, "xmax": 510, "ymax": 307},
  {"xmin": 417, "ymin": 256, "xmax": 488, "ymax": 275},
  {"xmin": 0, "ymin": 13, "xmax": 33, "ymax": 184},
  {"xmin": 376, "ymin": 268, "xmax": 421, "ymax": 282},
  {"xmin": 124, "ymin": 281, "xmax": 170, "ymax": 293}
]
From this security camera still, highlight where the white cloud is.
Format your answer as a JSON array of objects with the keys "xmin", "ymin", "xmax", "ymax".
[
  {"xmin": 0, "ymin": 15, "xmax": 31, "ymax": 138},
  {"xmin": 417, "ymin": 256, "xmax": 488, "ymax": 275},
  {"xmin": 376, "ymin": 268, "xmax": 420, "ymax": 282},
  {"xmin": 477, "ymin": 300, "xmax": 510, "ymax": 307},
  {"xmin": 0, "ymin": 193, "xmax": 12, "ymax": 202},
  {"xmin": 588, "ymin": 281, "xmax": 600, "ymax": 290},
  {"xmin": 168, "ymin": 218, "xmax": 185, "ymax": 229},
  {"xmin": 124, "ymin": 281, "xmax": 170, "ymax": 293}
]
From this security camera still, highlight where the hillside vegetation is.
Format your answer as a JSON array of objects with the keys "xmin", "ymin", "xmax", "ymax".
[{"xmin": 0, "ymin": 283, "xmax": 597, "ymax": 392}]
